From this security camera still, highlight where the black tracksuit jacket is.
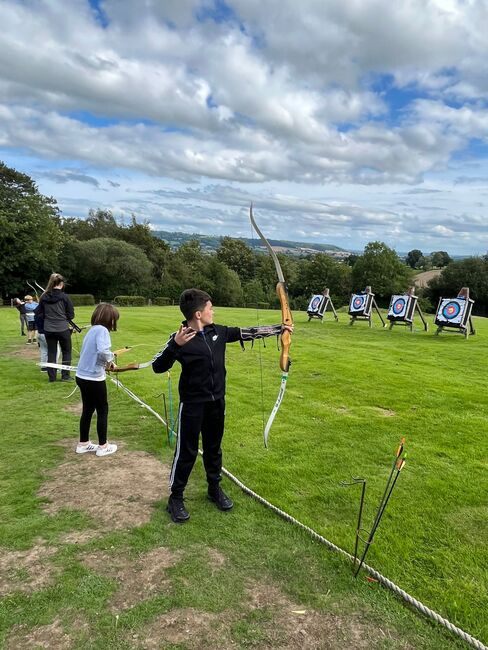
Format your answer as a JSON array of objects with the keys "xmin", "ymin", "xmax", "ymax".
[
  {"xmin": 152, "ymin": 323, "xmax": 241, "ymax": 403},
  {"xmin": 152, "ymin": 322, "xmax": 282, "ymax": 403}
]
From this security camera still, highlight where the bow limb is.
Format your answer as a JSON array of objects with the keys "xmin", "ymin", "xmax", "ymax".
[
  {"xmin": 110, "ymin": 359, "xmax": 154, "ymax": 373},
  {"xmin": 263, "ymin": 371, "xmax": 288, "ymax": 447},
  {"xmin": 249, "ymin": 203, "xmax": 293, "ymax": 446}
]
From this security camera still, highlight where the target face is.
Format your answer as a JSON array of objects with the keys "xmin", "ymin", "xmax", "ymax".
[
  {"xmin": 442, "ymin": 301, "xmax": 461, "ymax": 319},
  {"xmin": 353, "ymin": 295, "xmax": 365, "ymax": 310},
  {"xmin": 307, "ymin": 294, "xmax": 324, "ymax": 313},
  {"xmin": 349, "ymin": 293, "xmax": 370, "ymax": 315},
  {"xmin": 436, "ymin": 298, "xmax": 467, "ymax": 326},
  {"xmin": 393, "ymin": 298, "xmax": 406, "ymax": 314},
  {"xmin": 387, "ymin": 294, "xmax": 409, "ymax": 320}
]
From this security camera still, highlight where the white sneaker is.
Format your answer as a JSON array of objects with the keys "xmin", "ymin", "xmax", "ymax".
[
  {"xmin": 96, "ymin": 443, "xmax": 117, "ymax": 457},
  {"xmin": 76, "ymin": 442, "xmax": 98, "ymax": 454}
]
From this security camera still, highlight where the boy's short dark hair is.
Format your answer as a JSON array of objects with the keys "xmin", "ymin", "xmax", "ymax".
[{"xmin": 179, "ymin": 289, "xmax": 212, "ymax": 321}]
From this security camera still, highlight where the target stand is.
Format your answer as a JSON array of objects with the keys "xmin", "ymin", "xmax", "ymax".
[
  {"xmin": 434, "ymin": 287, "xmax": 475, "ymax": 338},
  {"xmin": 307, "ymin": 288, "xmax": 339, "ymax": 322},
  {"xmin": 387, "ymin": 287, "xmax": 428, "ymax": 332},
  {"xmin": 348, "ymin": 286, "xmax": 386, "ymax": 328}
]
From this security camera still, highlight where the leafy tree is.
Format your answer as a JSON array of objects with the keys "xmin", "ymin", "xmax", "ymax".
[
  {"xmin": 431, "ymin": 251, "xmax": 452, "ymax": 268},
  {"xmin": 406, "ymin": 249, "xmax": 423, "ymax": 268},
  {"xmin": 202, "ymin": 257, "xmax": 243, "ymax": 307},
  {"xmin": 61, "ymin": 208, "xmax": 119, "ymax": 240},
  {"xmin": 426, "ymin": 256, "xmax": 488, "ymax": 315},
  {"xmin": 242, "ymin": 279, "xmax": 267, "ymax": 305},
  {"xmin": 291, "ymin": 253, "xmax": 352, "ymax": 306},
  {"xmin": 216, "ymin": 237, "xmax": 255, "ymax": 282},
  {"xmin": 352, "ymin": 241, "xmax": 412, "ymax": 297},
  {"xmin": 345, "ymin": 253, "xmax": 359, "ymax": 267},
  {"xmin": 65, "ymin": 237, "xmax": 154, "ymax": 299},
  {"xmin": 0, "ymin": 161, "xmax": 63, "ymax": 295},
  {"xmin": 120, "ymin": 216, "xmax": 170, "ymax": 285},
  {"xmin": 416, "ymin": 255, "xmax": 432, "ymax": 270}
]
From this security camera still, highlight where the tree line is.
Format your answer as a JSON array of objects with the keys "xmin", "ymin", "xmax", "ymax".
[{"xmin": 2, "ymin": 160, "xmax": 488, "ymax": 315}]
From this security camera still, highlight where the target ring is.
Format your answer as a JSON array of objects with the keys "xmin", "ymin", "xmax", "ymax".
[
  {"xmin": 311, "ymin": 297, "xmax": 320, "ymax": 310},
  {"xmin": 442, "ymin": 301, "xmax": 461, "ymax": 320},
  {"xmin": 393, "ymin": 298, "xmax": 406, "ymax": 315},
  {"xmin": 353, "ymin": 296, "xmax": 365, "ymax": 310}
]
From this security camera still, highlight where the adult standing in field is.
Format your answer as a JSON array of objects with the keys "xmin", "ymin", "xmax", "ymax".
[
  {"xmin": 35, "ymin": 273, "xmax": 75, "ymax": 383},
  {"xmin": 13, "ymin": 298, "xmax": 27, "ymax": 336},
  {"xmin": 152, "ymin": 288, "xmax": 293, "ymax": 524},
  {"xmin": 75, "ymin": 303, "xmax": 119, "ymax": 457},
  {"xmin": 23, "ymin": 295, "xmax": 38, "ymax": 344}
]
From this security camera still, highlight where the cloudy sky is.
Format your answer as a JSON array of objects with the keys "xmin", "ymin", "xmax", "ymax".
[{"xmin": 1, "ymin": 0, "xmax": 488, "ymax": 254}]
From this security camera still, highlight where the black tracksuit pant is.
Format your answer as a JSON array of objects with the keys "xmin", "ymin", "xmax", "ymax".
[
  {"xmin": 170, "ymin": 398, "xmax": 225, "ymax": 498},
  {"xmin": 45, "ymin": 329, "xmax": 72, "ymax": 380}
]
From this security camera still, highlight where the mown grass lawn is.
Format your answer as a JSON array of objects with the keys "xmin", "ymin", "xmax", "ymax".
[{"xmin": 0, "ymin": 304, "xmax": 486, "ymax": 649}]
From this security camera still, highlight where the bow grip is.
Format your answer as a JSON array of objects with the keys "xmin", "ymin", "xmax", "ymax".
[{"xmin": 276, "ymin": 282, "xmax": 292, "ymax": 372}]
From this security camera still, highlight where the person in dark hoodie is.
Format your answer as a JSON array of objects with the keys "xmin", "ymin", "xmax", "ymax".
[
  {"xmin": 152, "ymin": 288, "xmax": 293, "ymax": 524},
  {"xmin": 35, "ymin": 273, "xmax": 75, "ymax": 383},
  {"xmin": 13, "ymin": 298, "xmax": 27, "ymax": 336}
]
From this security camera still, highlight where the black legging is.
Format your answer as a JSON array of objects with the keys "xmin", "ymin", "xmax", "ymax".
[
  {"xmin": 75, "ymin": 377, "xmax": 109, "ymax": 445},
  {"xmin": 45, "ymin": 329, "xmax": 72, "ymax": 380}
]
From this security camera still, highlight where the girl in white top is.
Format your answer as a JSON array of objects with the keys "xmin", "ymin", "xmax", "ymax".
[{"xmin": 75, "ymin": 303, "xmax": 120, "ymax": 457}]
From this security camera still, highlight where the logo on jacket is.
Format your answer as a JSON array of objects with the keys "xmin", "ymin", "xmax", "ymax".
[{"xmin": 212, "ymin": 335, "xmax": 218, "ymax": 341}]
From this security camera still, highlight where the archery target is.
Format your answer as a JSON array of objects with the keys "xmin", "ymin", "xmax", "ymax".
[
  {"xmin": 307, "ymin": 295, "xmax": 323, "ymax": 313},
  {"xmin": 352, "ymin": 295, "xmax": 366, "ymax": 310},
  {"xmin": 435, "ymin": 298, "xmax": 467, "ymax": 326},
  {"xmin": 349, "ymin": 293, "xmax": 371, "ymax": 315},
  {"xmin": 387, "ymin": 294, "xmax": 410, "ymax": 321}
]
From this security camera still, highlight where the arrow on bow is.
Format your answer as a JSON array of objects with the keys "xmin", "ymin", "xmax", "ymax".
[
  {"xmin": 111, "ymin": 344, "xmax": 154, "ymax": 372},
  {"xmin": 249, "ymin": 203, "xmax": 293, "ymax": 447}
]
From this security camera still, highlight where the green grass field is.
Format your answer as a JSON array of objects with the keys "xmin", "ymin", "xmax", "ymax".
[{"xmin": 0, "ymin": 304, "xmax": 486, "ymax": 649}]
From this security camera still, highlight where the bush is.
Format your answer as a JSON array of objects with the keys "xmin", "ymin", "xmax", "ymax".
[
  {"xmin": 69, "ymin": 294, "xmax": 95, "ymax": 306},
  {"xmin": 113, "ymin": 295, "xmax": 146, "ymax": 306},
  {"xmin": 418, "ymin": 296, "xmax": 434, "ymax": 314},
  {"xmin": 153, "ymin": 297, "xmax": 172, "ymax": 306}
]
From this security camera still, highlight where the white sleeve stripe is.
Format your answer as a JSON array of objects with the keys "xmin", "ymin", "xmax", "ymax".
[{"xmin": 151, "ymin": 332, "xmax": 176, "ymax": 362}]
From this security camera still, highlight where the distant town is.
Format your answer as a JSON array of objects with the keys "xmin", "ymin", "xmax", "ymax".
[{"xmin": 152, "ymin": 230, "xmax": 352, "ymax": 260}]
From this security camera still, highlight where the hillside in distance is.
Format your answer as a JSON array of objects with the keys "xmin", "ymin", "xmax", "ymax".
[{"xmin": 152, "ymin": 230, "xmax": 350, "ymax": 257}]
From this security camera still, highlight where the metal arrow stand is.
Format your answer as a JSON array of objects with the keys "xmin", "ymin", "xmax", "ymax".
[{"xmin": 342, "ymin": 438, "xmax": 406, "ymax": 577}]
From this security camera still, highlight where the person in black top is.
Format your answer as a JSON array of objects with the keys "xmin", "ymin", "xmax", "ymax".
[
  {"xmin": 35, "ymin": 273, "xmax": 75, "ymax": 383},
  {"xmin": 152, "ymin": 288, "xmax": 293, "ymax": 524},
  {"xmin": 13, "ymin": 298, "xmax": 27, "ymax": 335}
]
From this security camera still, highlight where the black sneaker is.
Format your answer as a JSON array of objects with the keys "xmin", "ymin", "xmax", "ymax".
[
  {"xmin": 207, "ymin": 486, "xmax": 233, "ymax": 511},
  {"xmin": 166, "ymin": 496, "xmax": 190, "ymax": 523},
  {"xmin": 61, "ymin": 376, "xmax": 75, "ymax": 382}
]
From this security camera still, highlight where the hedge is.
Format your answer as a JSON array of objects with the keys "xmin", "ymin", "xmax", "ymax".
[
  {"xmin": 113, "ymin": 295, "xmax": 146, "ymax": 307},
  {"xmin": 153, "ymin": 297, "xmax": 172, "ymax": 306},
  {"xmin": 69, "ymin": 294, "xmax": 95, "ymax": 306}
]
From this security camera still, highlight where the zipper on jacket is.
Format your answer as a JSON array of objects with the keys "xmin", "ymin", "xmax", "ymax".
[{"xmin": 202, "ymin": 330, "xmax": 215, "ymax": 400}]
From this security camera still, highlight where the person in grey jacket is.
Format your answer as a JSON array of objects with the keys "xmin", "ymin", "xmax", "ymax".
[{"xmin": 35, "ymin": 273, "xmax": 75, "ymax": 382}]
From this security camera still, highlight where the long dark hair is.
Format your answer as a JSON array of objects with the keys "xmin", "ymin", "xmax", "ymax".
[{"xmin": 43, "ymin": 273, "xmax": 66, "ymax": 297}]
